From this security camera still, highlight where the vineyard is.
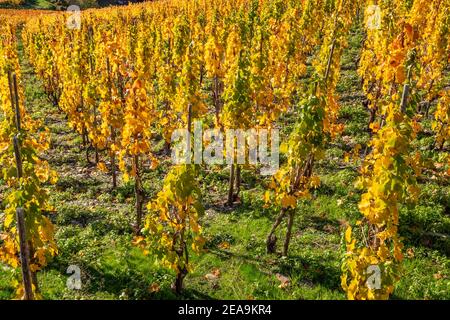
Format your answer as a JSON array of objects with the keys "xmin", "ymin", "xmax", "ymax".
[{"xmin": 0, "ymin": 0, "xmax": 449, "ymax": 301}]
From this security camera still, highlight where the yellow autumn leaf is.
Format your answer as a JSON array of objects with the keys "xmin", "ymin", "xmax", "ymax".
[
  {"xmin": 279, "ymin": 143, "xmax": 288, "ymax": 154},
  {"xmin": 310, "ymin": 176, "xmax": 320, "ymax": 188},
  {"xmin": 149, "ymin": 283, "xmax": 160, "ymax": 293},
  {"xmin": 50, "ymin": 170, "xmax": 58, "ymax": 184},
  {"xmin": 263, "ymin": 190, "xmax": 271, "ymax": 203},
  {"xmin": 97, "ymin": 161, "xmax": 108, "ymax": 173},
  {"xmin": 281, "ymin": 195, "xmax": 297, "ymax": 209},
  {"xmin": 35, "ymin": 166, "xmax": 49, "ymax": 183},
  {"xmin": 218, "ymin": 241, "xmax": 230, "ymax": 249},
  {"xmin": 369, "ymin": 122, "xmax": 380, "ymax": 133},
  {"xmin": 377, "ymin": 243, "xmax": 389, "ymax": 260},
  {"xmin": 345, "ymin": 226, "xmax": 352, "ymax": 244},
  {"xmin": 4, "ymin": 212, "xmax": 14, "ymax": 228}
]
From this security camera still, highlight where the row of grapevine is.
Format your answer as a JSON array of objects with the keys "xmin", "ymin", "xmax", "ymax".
[
  {"xmin": 0, "ymin": 21, "xmax": 57, "ymax": 299},
  {"xmin": 342, "ymin": 0, "xmax": 450, "ymax": 300},
  {"xmin": 264, "ymin": 0, "xmax": 362, "ymax": 257}
]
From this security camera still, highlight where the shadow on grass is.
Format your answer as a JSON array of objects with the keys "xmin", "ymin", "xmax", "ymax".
[
  {"xmin": 208, "ymin": 246, "xmax": 342, "ymax": 293},
  {"xmin": 56, "ymin": 176, "xmax": 103, "ymax": 193},
  {"xmin": 303, "ymin": 214, "xmax": 341, "ymax": 234},
  {"xmin": 58, "ymin": 263, "xmax": 215, "ymax": 300},
  {"xmin": 400, "ymin": 228, "xmax": 450, "ymax": 257},
  {"xmin": 279, "ymin": 254, "xmax": 342, "ymax": 291},
  {"xmin": 400, "ymin": 206, "xmax": 450, "ymax": 257}
]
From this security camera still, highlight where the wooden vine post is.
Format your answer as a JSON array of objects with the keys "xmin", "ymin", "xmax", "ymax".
[
  {"xmin": 12, "ymin": 117, "xmax": 34, "ymax": 300},
  {"xmin": 11, "ymin": 73, "xmax": 21, "ymax": 132},
  {"xmin": 9, "ymin": 72, "xmax": 36, "ymax": 299},
  {"xmin": 400, "ymin": 67, "xmax": 411, "ymax": 114},
  {"xmin": 16, "ymin": 207, "xmax": 34, "ymax": 300},
  {"xmin": 227, "ymin": 164, "xmax": 235, "ymax": 205}
]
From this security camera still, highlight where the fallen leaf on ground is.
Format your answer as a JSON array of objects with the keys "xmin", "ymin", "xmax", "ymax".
[
  {"xmin": 276, "ymin": 273, "xmax": 290, "ymax": 289},
  {"xmin": 218, "ymin": 241, "xmax": 230, "ymax": 249},
  {"xmin": 149, "ymin": 283, "xmax": 160, "ymax": 293}
]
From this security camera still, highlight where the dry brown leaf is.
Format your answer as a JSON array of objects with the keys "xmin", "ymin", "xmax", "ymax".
[
  {"xmin": 204, "ymin": 274, "xmax": 217, "ymax": 281},
  {"xmin": 406, "ymin": 248, "xmax": 415, "ymax": 258},
  {"xmin": 276, "ymin": 273, "xmax": 290, "ymax": 289},
  {"xmin": 211, "ymin": 268, "xmax": 221, "ymax": 277},
  {"xmin": 433, "ymin": 273, "xmax": 445, "ymax": 280},
  {"xmin": 218, "ymin": 241, "xmax": 230, "ymax": 249},
  {"xmin": 149, "ymin": 282, "xmax": 160, "ymax": 293}
]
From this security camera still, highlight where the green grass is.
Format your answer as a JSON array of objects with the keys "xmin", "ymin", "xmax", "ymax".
[{"xmin": 0, "ymin": 0, "xmax": 55, "ymax": 10}]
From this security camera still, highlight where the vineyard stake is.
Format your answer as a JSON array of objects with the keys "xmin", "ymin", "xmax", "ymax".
[
  {"xmin": 13, "ymin": 136, "xmax": 33, "ymax": 299},
  {"xmin": 13, "ymin": 136, "xmax": 23, "ymax": 178},
  {"xmin": 16, "ymin": 208, "xmax": 34, "ymax": 300},
  {"xmin": 12, "ymin": 73, "xmax": 21, "ymax": 132},
  {"xmin": 400, "ymin": 67, "xmax": 412, "ymax": 114},
  {"xmin": 11, "ymin": 75, "xmax": 41, "ymax": 293}
]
